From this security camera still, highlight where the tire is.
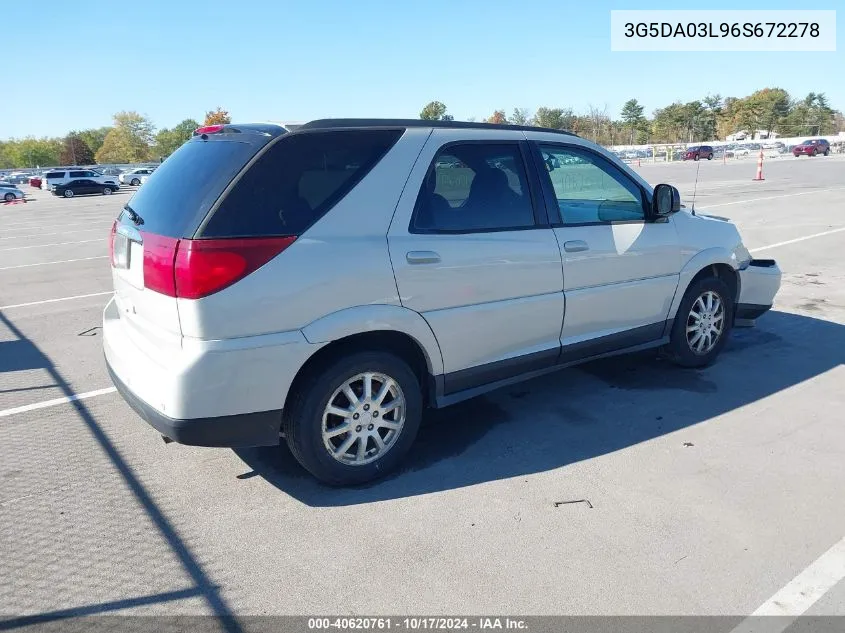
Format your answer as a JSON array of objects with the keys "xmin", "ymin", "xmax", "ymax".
[
  {"xmin": 63, "ymin": 189, "xmax": 74, "ymax": 198},
  {"xmin": 102, "ymin": 187, "xmax": 113, "ymax": 195},
  {"xmin": 824, "ymin": 149, "xmax": 830, "ymax": 156},
  {"xmin": 283, "ymin": 351, "xmax": 423, "ymax": 486},
  {"xmin": 694, "ymin": 154, "xmax": 699, "ymax": 161},
  {"xmin": 707, "ymin": 153, "xmax": 713, "ymax": 160},
  {"xmin": 664, "ymin": 276, "xmax": 733, "ymax": 368},
  {"xmin": 811, "ymin": 149, "xmax": 818, "ymax": 157},
  {"xmin": 131, "ymin": 178, "xmax": 140, "ymax": 186},
  {"xmin": 3, "ymin": 193, "xmax": 14, "ymax": 202}
]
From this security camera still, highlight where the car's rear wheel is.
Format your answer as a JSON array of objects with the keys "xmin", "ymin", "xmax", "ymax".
[
  {"xmin": 3, "ymin": 193, "xmax": 14, "ymax": 202},
  {"xmin": 63, "ymin": 189, "xmax": 74, "ymax": 198},
  {"xmin": 707, "ymin": 153, "xmax": 713, "ymax": 160},
  {"xmin": 694, "ymin": 154, "xmax": 699, "ymax": 161},
  {"xmin": 283, "ymin": 351, "xmax": 423, "ymax": 486},
  {"xmin": 824, "ymin": 149, "xmax": 830, "ymax": 156},
  {"xmin": 102, "ymin": 187, "xmax": 112, "ymax": 195},
  {"xmin": 811, "ymin": 149, "xmax": 818, "ymax": 157},
  {"xmin": 665, "ymin": 276, "xmax": 733, "ymax": 368},
  {"xmin": 131, "ymin": 178, "xmax": 140, "ymax": 186}
]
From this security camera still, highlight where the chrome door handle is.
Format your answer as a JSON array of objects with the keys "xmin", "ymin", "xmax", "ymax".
[
  {"xmin": 406, "ymin": 251, "xmax": 441, "ymax": 264},
  {"xmin": 563, "ymin": 240, "xmax": 589, "ymax": 253}
]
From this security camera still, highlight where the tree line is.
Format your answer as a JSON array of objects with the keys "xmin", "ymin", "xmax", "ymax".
[
  {"xmin": 0, "ymin": 108, "xmax": 231, "ymax": 169},
  {"xmin": 420, "ymin": 88, "xmax": 843, "ymax": 146}
]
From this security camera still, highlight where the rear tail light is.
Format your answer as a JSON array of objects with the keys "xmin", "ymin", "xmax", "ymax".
[{"xmin": 140, "ymin": 234, "xmax": 296, "ymax": 299}]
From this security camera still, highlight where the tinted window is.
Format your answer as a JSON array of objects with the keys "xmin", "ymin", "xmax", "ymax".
[
  {"xmin": 201, "ymin": 129, "xmax": 402, "ymax": 238},
  {"xmin": 69, "ymin": 171, "xmax": 86, "ymax": 177},
  {"xmin": 124, "ymin": 137, "xmax": 266, "ymax": 238},
  {"xmin": 537, "ymin": 144, "xmax": 644, "ymax": 224},
  {"xmin": 45, "ymin": 171, "xmax": 65, "ymax": 179},
  {"xmin": 412, "ymin": 143, "xmax": 535, "ymax": 233}
]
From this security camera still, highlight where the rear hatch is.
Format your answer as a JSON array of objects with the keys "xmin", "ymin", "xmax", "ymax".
[{"xmin": 109, "ymin": 125, "xmax": 284, "ymax": 345}]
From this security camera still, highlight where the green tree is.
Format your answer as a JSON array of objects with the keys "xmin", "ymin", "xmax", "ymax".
[
  {"xmin": 532, "ymin": 107, "xmax": 575, "ymax": 130},
  {"xmin": 420, "ymin": 101, "xmax": 450, "ymax": 121},
  {"xmin": 95, "ymin": 111, "xmax": 155, "ymax": 163},
  {"xmin": 154, "ymin": 118, "xmax": 200, "ymax": 158},
  {"xmin": 510, "ymin": 108, "xmax": 530, "ymax": 125},
  {"xmin": 486, "ymin": 110, "xmax": 508, "ymax": 124},
  {"xmin": 60, "ymin": 135, "xmax": 95, "ymax": 165},
  {"xmin": 76, "ymin": 127, "xmax": 112, "ymax": 156},
  {"xmin": 204, "ymin": 107, "xmax": 231, "ymax": 125},
  {"xmin": 620, "ymin": 99, "xmax": 645, "ymax": 144}
]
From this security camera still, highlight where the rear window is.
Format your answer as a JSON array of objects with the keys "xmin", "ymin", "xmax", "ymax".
[
  {"xmin": 45, "ymin": 171, "xmax": 65, "ymax": 178},
  {"xmin": 122, "ymin": 137, "xmax": 265, "ymax": 238},
  {"xmin": 200, "ymin": 129, "xmax": 402, "ymax": 238}
]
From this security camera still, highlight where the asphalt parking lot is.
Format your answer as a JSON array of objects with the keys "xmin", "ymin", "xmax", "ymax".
[{"xmin": 1, "ymin": 155, "xmax": 844, "ymax": 624}]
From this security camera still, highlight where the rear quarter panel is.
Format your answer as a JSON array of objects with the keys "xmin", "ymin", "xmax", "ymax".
[{"xmin": 177, "ymin": 128, "xmax": 433, "ymax": 341}]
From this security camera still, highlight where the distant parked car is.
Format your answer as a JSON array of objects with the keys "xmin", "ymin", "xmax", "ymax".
[
  {"xmin": 119, "ymin": 168, "xmax": 155, "ymax": 186},
  {"xmin": 29, "ymin": 176, "xmax": 42, "ymax": 188},
  {"xmin": 42, "ymin": 169, "xmax": 118, "ymax": 190},
  {"xmin": 792, "ymin": 139, "xmax": 830, "ymax": 157},
  {"xmin": 1, "ymin": 184, "xmax": 26, "ymax": 202},
  {"xmin": 683, "ymin": 145, "xmax": 714, "ymax": 161},
  {"xmin": 52, "ymin": 179, "xmax": 119, "ymax": 198}
]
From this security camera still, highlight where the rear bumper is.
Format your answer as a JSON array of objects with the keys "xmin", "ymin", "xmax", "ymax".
[
  {"xmin": 103, "ymin": 297, "xmax": 319, "ymax": 447},
  {"xmin": 107, "ymin": 359, "xmax": 282, "ymax": 447},
  {"xmin": 737, "ymin": 259, "xmax": 781, "ymax": 322}
]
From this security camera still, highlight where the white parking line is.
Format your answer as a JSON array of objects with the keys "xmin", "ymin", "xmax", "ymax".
[
  {"xmin": 0, "ymin": 256, "xmax": 109, "ymax": 271},
  {"xmin": 0, "ymin": 291, "xmax": 112, "ymax": 310},
  {"xmin": 706, "ymin": 187, "xmax": 845, "ymax": 208},
  {"xmin": 0, "ymin": 217, "xmax": 115, "ymax": 231},
  {"xmin": 751, "ymin": 227, "xmax": 845, "ymax": 253},
  {"xmin": 0, "ymin": 228, "xmax": 106, "ymax": 240},
  {"xmin": 729, "ymin": 536, "xmax": 845, "ymax": 633},
  {"xmin": 0, "ymin": 387, "xmax": 117, "ymax": 418},
  {"xmin": 0, "ymin": 239, "xmax": 102, "ymax": 252}
]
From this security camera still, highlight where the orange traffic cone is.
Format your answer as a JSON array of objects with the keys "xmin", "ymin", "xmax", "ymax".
[{"xmin": 753, "ymin": 149, "xmax": 764, "ymax": 181}]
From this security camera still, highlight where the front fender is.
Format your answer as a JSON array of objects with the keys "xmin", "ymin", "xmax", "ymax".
[
  {"xmin": 301, "ymin": 304, "xmax": 445, "ymax": 375},
  {"xmin": 669, "ymin": 247, "xmax": 738, "ymax": 319}
]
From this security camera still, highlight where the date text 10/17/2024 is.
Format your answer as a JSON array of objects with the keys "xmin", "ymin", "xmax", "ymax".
[{"xmin": 308, "ymin": 617, "xmax": 528, "ymax": 630}]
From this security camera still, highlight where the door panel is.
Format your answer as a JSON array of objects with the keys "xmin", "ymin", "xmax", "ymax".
[
  {"xmin": 535, "ymin": 142, "xmax": 681, "ymax": 349},
  {"xmin": 387, "ymin": 135, "xmax": 564, "ymax": 391}
]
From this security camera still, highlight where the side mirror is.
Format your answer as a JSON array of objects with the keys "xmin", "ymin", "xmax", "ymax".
[{"xmin": 653, "ymin": 183, "xmax": 680, "ymax": 218}]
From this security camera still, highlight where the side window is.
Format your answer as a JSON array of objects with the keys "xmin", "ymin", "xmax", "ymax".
[
  {"xmin": 537, "ymin": 144, "xmax": 645, "ymax": 225},
  {"xmin": 69, "ymin": 171, "xmax": 86, "ymax": 178},
  {"xmin": 82, "ymin": 171, "xmax": 96, "ymax": 177},
  {"xmin": 202, "ymin": 129, "xmax": 402, "ymax": 238},
  {"xmin": 412, "ymin": 143, "xmax": 535, "ymax": 233}
]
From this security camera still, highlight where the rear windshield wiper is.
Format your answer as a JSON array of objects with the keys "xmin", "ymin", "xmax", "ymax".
[{"xmin": 123, "ymin": 204, "xmax": 144, "ymax": 226}]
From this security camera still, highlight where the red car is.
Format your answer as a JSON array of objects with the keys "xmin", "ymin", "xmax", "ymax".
[
  {"xmin": 683, "ymin": 145, "xmax": 714, "ymax": 161},
  {"xmin": 792, "ymin": 139, "xmax": 830, "ymax": 157},
  {"xmin": 29, "ymin": 176, "xmax": 42, "ymax": 188}
]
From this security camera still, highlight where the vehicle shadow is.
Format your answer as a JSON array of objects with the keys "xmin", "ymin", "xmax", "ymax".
[{"xmin": 235, "ymin": 310, "xmax": 844, "ymax": 507}]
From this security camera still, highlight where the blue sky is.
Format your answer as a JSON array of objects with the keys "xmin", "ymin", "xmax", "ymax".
[{"xmin": 1, "ymin": 0, "xmax": 841, "ymax": 138}]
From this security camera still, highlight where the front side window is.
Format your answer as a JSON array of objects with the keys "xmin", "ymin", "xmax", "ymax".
[
  {"xmin": 536, "ymin": 144, "xmax": 645, "ymax": 225},
  {"xmin": 412, "ymin": 143, "xmax": 535, "ymax": 233}
]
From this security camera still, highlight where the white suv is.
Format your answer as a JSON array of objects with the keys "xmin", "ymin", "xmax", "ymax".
[
  {"xmin": 119, "ymin": 168, "xmax": 155, "ymax": 186},
  {"xmin": 41, "ymin": 168, "xmax": 118, "ymax": 190},
  {"xmin": 104, "ymin": 120, "xmax": 782, "ymax": 485}
]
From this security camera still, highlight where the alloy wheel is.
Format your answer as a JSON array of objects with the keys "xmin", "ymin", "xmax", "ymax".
[
  {"xmin": 321, "ymin": 372, "xmax": 406, "ymax": 466},
  {"xmin": 686, "ymin": 290, "xmax": 725, "ymax": 355}
]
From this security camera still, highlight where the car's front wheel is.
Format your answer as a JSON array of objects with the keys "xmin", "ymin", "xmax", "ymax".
[
  {"xmin": 63, "ymin": 189, "xmax": 74, "ymax": 198},
  {"xmin": 665, "ymin": 276, "xmax": 733, "ymax": 368},
  {"xmin": 131, "ymin": 178, "xmax": 140, "ymax": 186},
  {"xmin": 3, "ymin": 193, "xmax": 14, "ymax": 202},
  {"xmin": 102, "ymin": 187, "xmax": 113, "ymax": 195},
  {"xmin": 283, "ymin": 351, "xmax": 423, "ymax": 485},
  {"xmin": 811, "ymin": 149, "xmax": 818, "ymax": 157}
]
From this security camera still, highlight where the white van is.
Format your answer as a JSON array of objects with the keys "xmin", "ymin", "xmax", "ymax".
[{"xmin": 41, "ymin": 168, "xmax": 118, "ymax": 190}]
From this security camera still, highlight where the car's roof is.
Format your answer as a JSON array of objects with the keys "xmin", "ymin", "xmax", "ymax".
[{"xmin": 299, "ymin": 118, "xmax": 578, "ymax": 137}]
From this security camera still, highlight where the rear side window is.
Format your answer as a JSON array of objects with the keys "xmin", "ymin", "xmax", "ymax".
[
  {"xmin": 46, "ymin": 171, "xmax": 65, "ymax": 179},
  {"xmin": 69, "ymin": 171, "xmax": 86, "ymax": 177},
  {"xmin": 201, "ymin": 129, "xmax": 402, "ymax": 238}
]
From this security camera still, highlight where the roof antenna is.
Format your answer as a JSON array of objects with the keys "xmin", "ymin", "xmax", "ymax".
[{"xmin": 690, "ymin": 156, "xmax": 701, "ymax": 216}]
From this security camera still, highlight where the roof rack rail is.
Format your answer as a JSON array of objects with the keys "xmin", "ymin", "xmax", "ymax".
[{"xmin": 299, "ymin": 118, "xmax": 577, "ymax": 137}]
